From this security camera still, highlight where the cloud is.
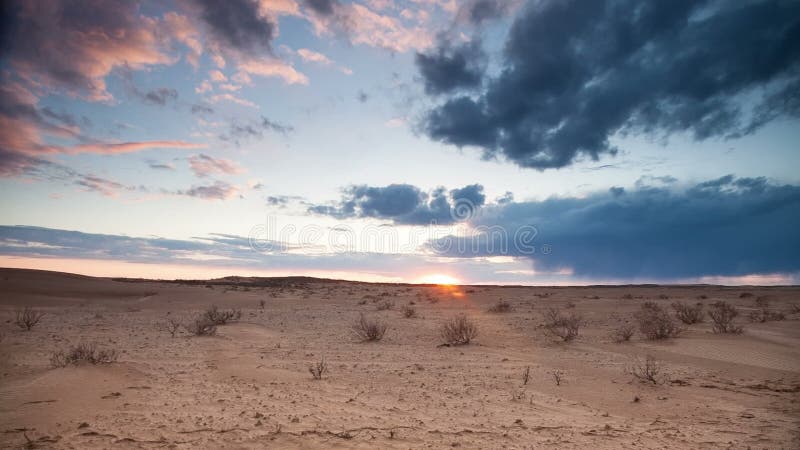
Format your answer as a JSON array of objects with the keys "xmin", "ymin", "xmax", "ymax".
[
  {"xmin": 418, "ymin": 0, "xmax": 800, "ymax": 169},
  {"xmin": 415, "ymin": 38, "xmax": 485, "ymax": 95},
  {"xmin": 187, "ymin": 0, "xmax": 275, "ymax": 53},
  {"xmin": 456, "ymin": 0, "xmax": 519, "ymax": 25},
  {"xmin": 191, "ymin": 103, "xmax": 214, "ymax": 115},
  {"xmin": 429, "ymin": 176, "xmax": 800, "ymax": 279},
  {"xmin": 308, "ymin": 183, "xmax": 486, "ymax": 225},
  {"xmin": 147, "ymin": 160, "xmax": 175, "ymax": 171},
  {"xmin": 235, "ymin": 58, "xmax": 309, "ymax": 85},
  {"xmin": 188, "ymin": 154, "xmax": 244, "ymax": 178},
  {"xmin": 177, "ymin": 180, "xmax": 239, "ymax": 200},
  {"xmin": 1, "ymin": 0, "xmax": 176, "ymax": 101},
  {"xmin": 220, "ymin": 116, "xmax": 293, "ymax": 144},
  {"xmin": 304, "ymin": 1, "xmax": 433, "ymax": 53}
]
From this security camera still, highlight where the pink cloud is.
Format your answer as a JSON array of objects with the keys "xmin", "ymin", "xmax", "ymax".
[{"xmin": 188, "ymin": 154, "xmax": 245, "ymax": 178}]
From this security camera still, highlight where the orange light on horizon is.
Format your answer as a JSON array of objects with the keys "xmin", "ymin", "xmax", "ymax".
[{"xmin": 416, "ymin": 273, "xmax": 461, "ymax": 285}]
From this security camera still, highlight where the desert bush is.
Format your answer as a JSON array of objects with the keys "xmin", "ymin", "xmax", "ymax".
[
  {"xmin": 754, "ymin": 296, "xmax": 770, "ymax": 308},
  {"xmin": 259, "ymin": 299, "xmax": 266, "ymax": 310},
  {"xmin": 401, "ymin": 305, "xmax": 417, "ymax": 318},
  {"xmin": 739, "ymin": 292, "xmax": 754, "ymax": 298},
  {"xmin": 671, "ymin": 301, "xmax": 704, "ymax": 324},
  {"xmin": 610, "ymin": 322, "xmax": 635, "ymax": 343},
  {"xmin": 376, "ymin": 300, "xmax": 394, "ymax": 311},
  {"xmin": 626, "ymin": 355, "xmax": 666, "ymax": 385},
  {"xmin": 14, "ymin": 307, "xmax": 45, "ymax": 331},
  {"xmin": 203, "ymin": 305, "xmax": 241, "ymax": 325},
  {"xmin": 309, "ymin": 358, "xmax": 327, "ymax": 380},
  {"xmin": 185, "ymin": 316, "xmax": 218, "ymax": 336},
  {"xmin": 158, "ymin": 317, "xmax": 182, "ymax": 337},
  {"xmin": 488, "ymin": 300, "xmax": 513, "ymax": 313},
  {"xmin": 542, "ymin": 308, "xmax": 582, "ymax": 342},
  {"xmin": 657, "ymin": 294, "xmax": 670, "ymax": 300},
  {"xmin": 50, "ymin": 343, "xmax": 118, "ymax": 367},
  {"xmin": 747, "ymin": 308, "xmax": 785, "ymax": 323},
  {"xmin": 440, "ymin": 314, "xmax": 478, "ymax": 345},
  {"xmin": 351, "ymin": 313, "xmax": 387, "ymax": 342},
  {"xmin": 551, "ymin": 370, "xmax": 565, "ymax": 386},
  {"xmin": 791, "ymin": 304, "xmax": 800, "ymax": 314},
  {"xmin": 708, "ymin": 301, "xmax": 743, "ymax": 333},
  {"xmin": 522, "ymin": 366, "xmax": 530, "ymax": 385},
  {"xmin": 634, "ymin": 302, "xmax": 682, "ymax": 340}
]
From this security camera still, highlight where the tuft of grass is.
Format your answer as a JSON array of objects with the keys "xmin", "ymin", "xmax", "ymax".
[
  {"xmin": 440, "ymin": 314, "xmax": 478, "ymax": 345},
  {"xmin": 351, "ymin": 313, "xmax": 387, "ymax": 342},
  {"xmin": 185, "ymin": 316, "xmax": 217, "ymax": 336},
  {"xmin": 158, "ymin": 316, "xmax": 182, "ymax": 337},
  {"xmin": 376, "ymin": 300, "xmax": 395, "ymax": 311},
  {"xmin": 14, "ymin": 307, "xmax": 45, "ymax": 331},
  {"xmin": 401, "ymin": 305, "xmax": 417, "ymax": 318},
  {"xmin": 50, "ymin": 343, "xmax": 118, "ymax": 368}
]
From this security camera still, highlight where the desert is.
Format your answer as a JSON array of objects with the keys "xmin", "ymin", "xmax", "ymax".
[{"xmin": 1, "ymin": 268, "xmax": 798, "ymax": 449}]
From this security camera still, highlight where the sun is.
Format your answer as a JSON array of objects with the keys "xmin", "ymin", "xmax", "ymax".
[{"xmin": 417, "ymin": 273, "xmax": 461, "ymax": 285}]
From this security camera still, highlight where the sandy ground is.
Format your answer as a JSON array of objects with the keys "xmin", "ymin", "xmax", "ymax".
[{"xmin": 0, "ymin": 268, "xmax": 798, "ymax": 449}]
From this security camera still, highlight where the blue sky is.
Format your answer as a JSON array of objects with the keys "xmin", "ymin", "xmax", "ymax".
[{"xmin": 1, "ymin": 0, "xmax": 799, "ymax": 284}]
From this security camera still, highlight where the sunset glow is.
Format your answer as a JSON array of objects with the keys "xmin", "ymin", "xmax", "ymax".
[{"xmin": 417, "ymin": 274, "xmax": 461, "ymax": 285}]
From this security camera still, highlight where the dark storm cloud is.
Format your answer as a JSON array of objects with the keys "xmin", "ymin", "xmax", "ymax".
[
  {"xmin": 302, "ymin": 0, "xmax": 338, "ymax": 16},
  {"xmin": 460, "ymin": 0, "xmax": 514, "ymax": 25},
  {"xmin": 419, "ymin": 0, "xmax": 800, "ymax": 169},
  {"xmin": 415, "ymin": 39, "xmax": 485, "ymax": 95},
  {"xmin": 308, "ymin": 183, "xmax": 486, "ymax": 225},
  {"xmin": 189, "ymin": 0, "xmax": 275, "ymax": 52},
  {"xmin": 430, "ymin": 176, "xmax": 800, "ymax": 279}
]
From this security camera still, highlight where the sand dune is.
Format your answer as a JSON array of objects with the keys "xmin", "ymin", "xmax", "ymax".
[{"xmin": 1, "ymin": 268, "xmax": 798, "ymax": 448}]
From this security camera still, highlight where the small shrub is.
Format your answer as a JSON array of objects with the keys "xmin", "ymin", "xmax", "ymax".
[
  {"xmin": 671, "ymin": 301, "xmax": 704, "ymax": 324},
  {"xmin": 657, "ymin": 294, "xmax": 670, "ymax": 300},
  {"xmin": 376, "ymin": 300, "xmax": 394, "ymax": 311},
  {"xmin": 611, "ymin": 323, "xmax": 635, "ymax": 343},
  {"xmin": 754, "ymin": 296, "xmax": 771, "ymax": 308},
  {"xmin": 158, "ymin": 317, "xmax": 182, "ymax": 337},
  {"xmin": 488, "ymin": 300, "xmax": 513, "ymax": 313},
  {"xmin": 50, "ymin": 343, "xmax": 118, "ymax": 367},
  {"xmin": 185, "ymin": 316, "xmax": 218, "ymax": 336},
  {"xmin": 626, "ymin": 355, "xmax": 666, "ymax": 385},
  {"xmin": 522, "ymin": 366, "xmax": 530, "ymax": 385},
  {"xmin": 634, "ymin": 302, "xmax": 682, "ymax": 340},
  {"xmin": 739, "ymin": 292, "xmax": 754, "ymax": 298},
  {"xmin": 203, "ymin": 305, "xmax": 241, "ymax": 325},
  {"xmin": 696, "ymin": 294, "xmax": 708, "ymax": 300},
  {"xmin": 351, "ymin": 313, "xmax": 387, "ymax": 342},
  {"xmin": 791, "ymin": 304, "xmax": 800, "ymax": 314},
  {"xmin": 259, "ymin": 299, "xmax": 266, "ymax": 310},
  {"xmin": 708, "ymin": 301, "xmax": 743, "ymax": 334},
  {"xmin": 309, "ymin": 358, "xmax": 327, "ymax": 380},
  {"xmin": 14, "ymin": 307, "xmax": 45, "ymax": 331},
  {"xmin": 401, "ymin": 305, "xmax": 417, "ymax": 318},
  {"xmin": 551, "ymin": 370, "xmax": 565, "ymax": 386},
  {"xmin": 747, "ymin": 308, "xmax": 785, "ymax": 323},
  {"xmin": 440, "ymin": 314, "xmax": 478, "ymax": 345},
  {"xmin": 542, "ymin": 308, "xmax": 582, "ymax": 342}
]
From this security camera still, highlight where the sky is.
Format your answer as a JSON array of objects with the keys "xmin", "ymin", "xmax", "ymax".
[{"xmin": 0, "ymin": 0, "xmax": 799, "ymax": 284}]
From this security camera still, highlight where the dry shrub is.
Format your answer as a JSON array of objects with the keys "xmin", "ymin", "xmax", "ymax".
[
  {"xmin": 440, "ymin": 314, "xmax": 478, "ymax": 345},
  {"xmin": 309, "ymin": 358, "xmax": 327, "ymax": 380},
  {"xmin": 748, "ymin": 308, "xmax": 785, "ymax": 323},
  {"xmin": 351, "ymin": 313, "xmax": 387, "ymax": 342},
  {"xmin": 708, "ymin": 301, "xmax": 743, "ymax": 334},
  {"xmin": 376, "ymin": 300, "xmax": 395, "ymax": 311},
  {"xmin": 671, "ymin": 301, "xmax": 704, "ymax": 324},
  {"xmin": 754, "ymin": 296, "xmax": 771, "ymax": 308},
  {"xmin": 611, "ymin": 322, "xmax": 635, "ymax": 343},
  {"xmin": 626, "ymin": 355, "xmax": 666, "ymax": 385},
  {"xmin": 634, "ymin": 302, "xmax": 682, "ymax": 340},
  {"xmin": 15, "ymin": 307, "xmax": 44, "ymax": 331},
  {"xmin": 542, "ymin": 308, "xmax": 582, "ymax": 342},
  {"xmin": 158, "ymin": 316, "xmax": 182, "ymax": 337},
  {"xmin": 551, "ymin": 370, "xmax": 565, "ymax": 386},
  {"xmin": 185, "ymin": 316, "xmax": 218, "ymax": 336},
  {"xmin": 791, "ymin": 304, "xmax": 800, "ymax": 314},
  {"xmin": 488, "ymin": 300, "xmax": 513, "ymax": 313},
  {"xmin": 739, "ymin": 292, "xmax": 754, "ymax": 298},
  {"xmin": 401, "ymin": 305, "xmax": 417, "ymax": 318},
  {"xmin": 203, "ymin": 305, "xmax": 241, "ymax": 325},
  {"xmin": 50, "ymin": 343, "xmax": 118, "ymax": 368}
]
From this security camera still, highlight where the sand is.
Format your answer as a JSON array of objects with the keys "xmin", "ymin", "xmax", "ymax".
[{"xmin": 0, "ymin": 268, "xmax": 798, "ymax": 449}]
